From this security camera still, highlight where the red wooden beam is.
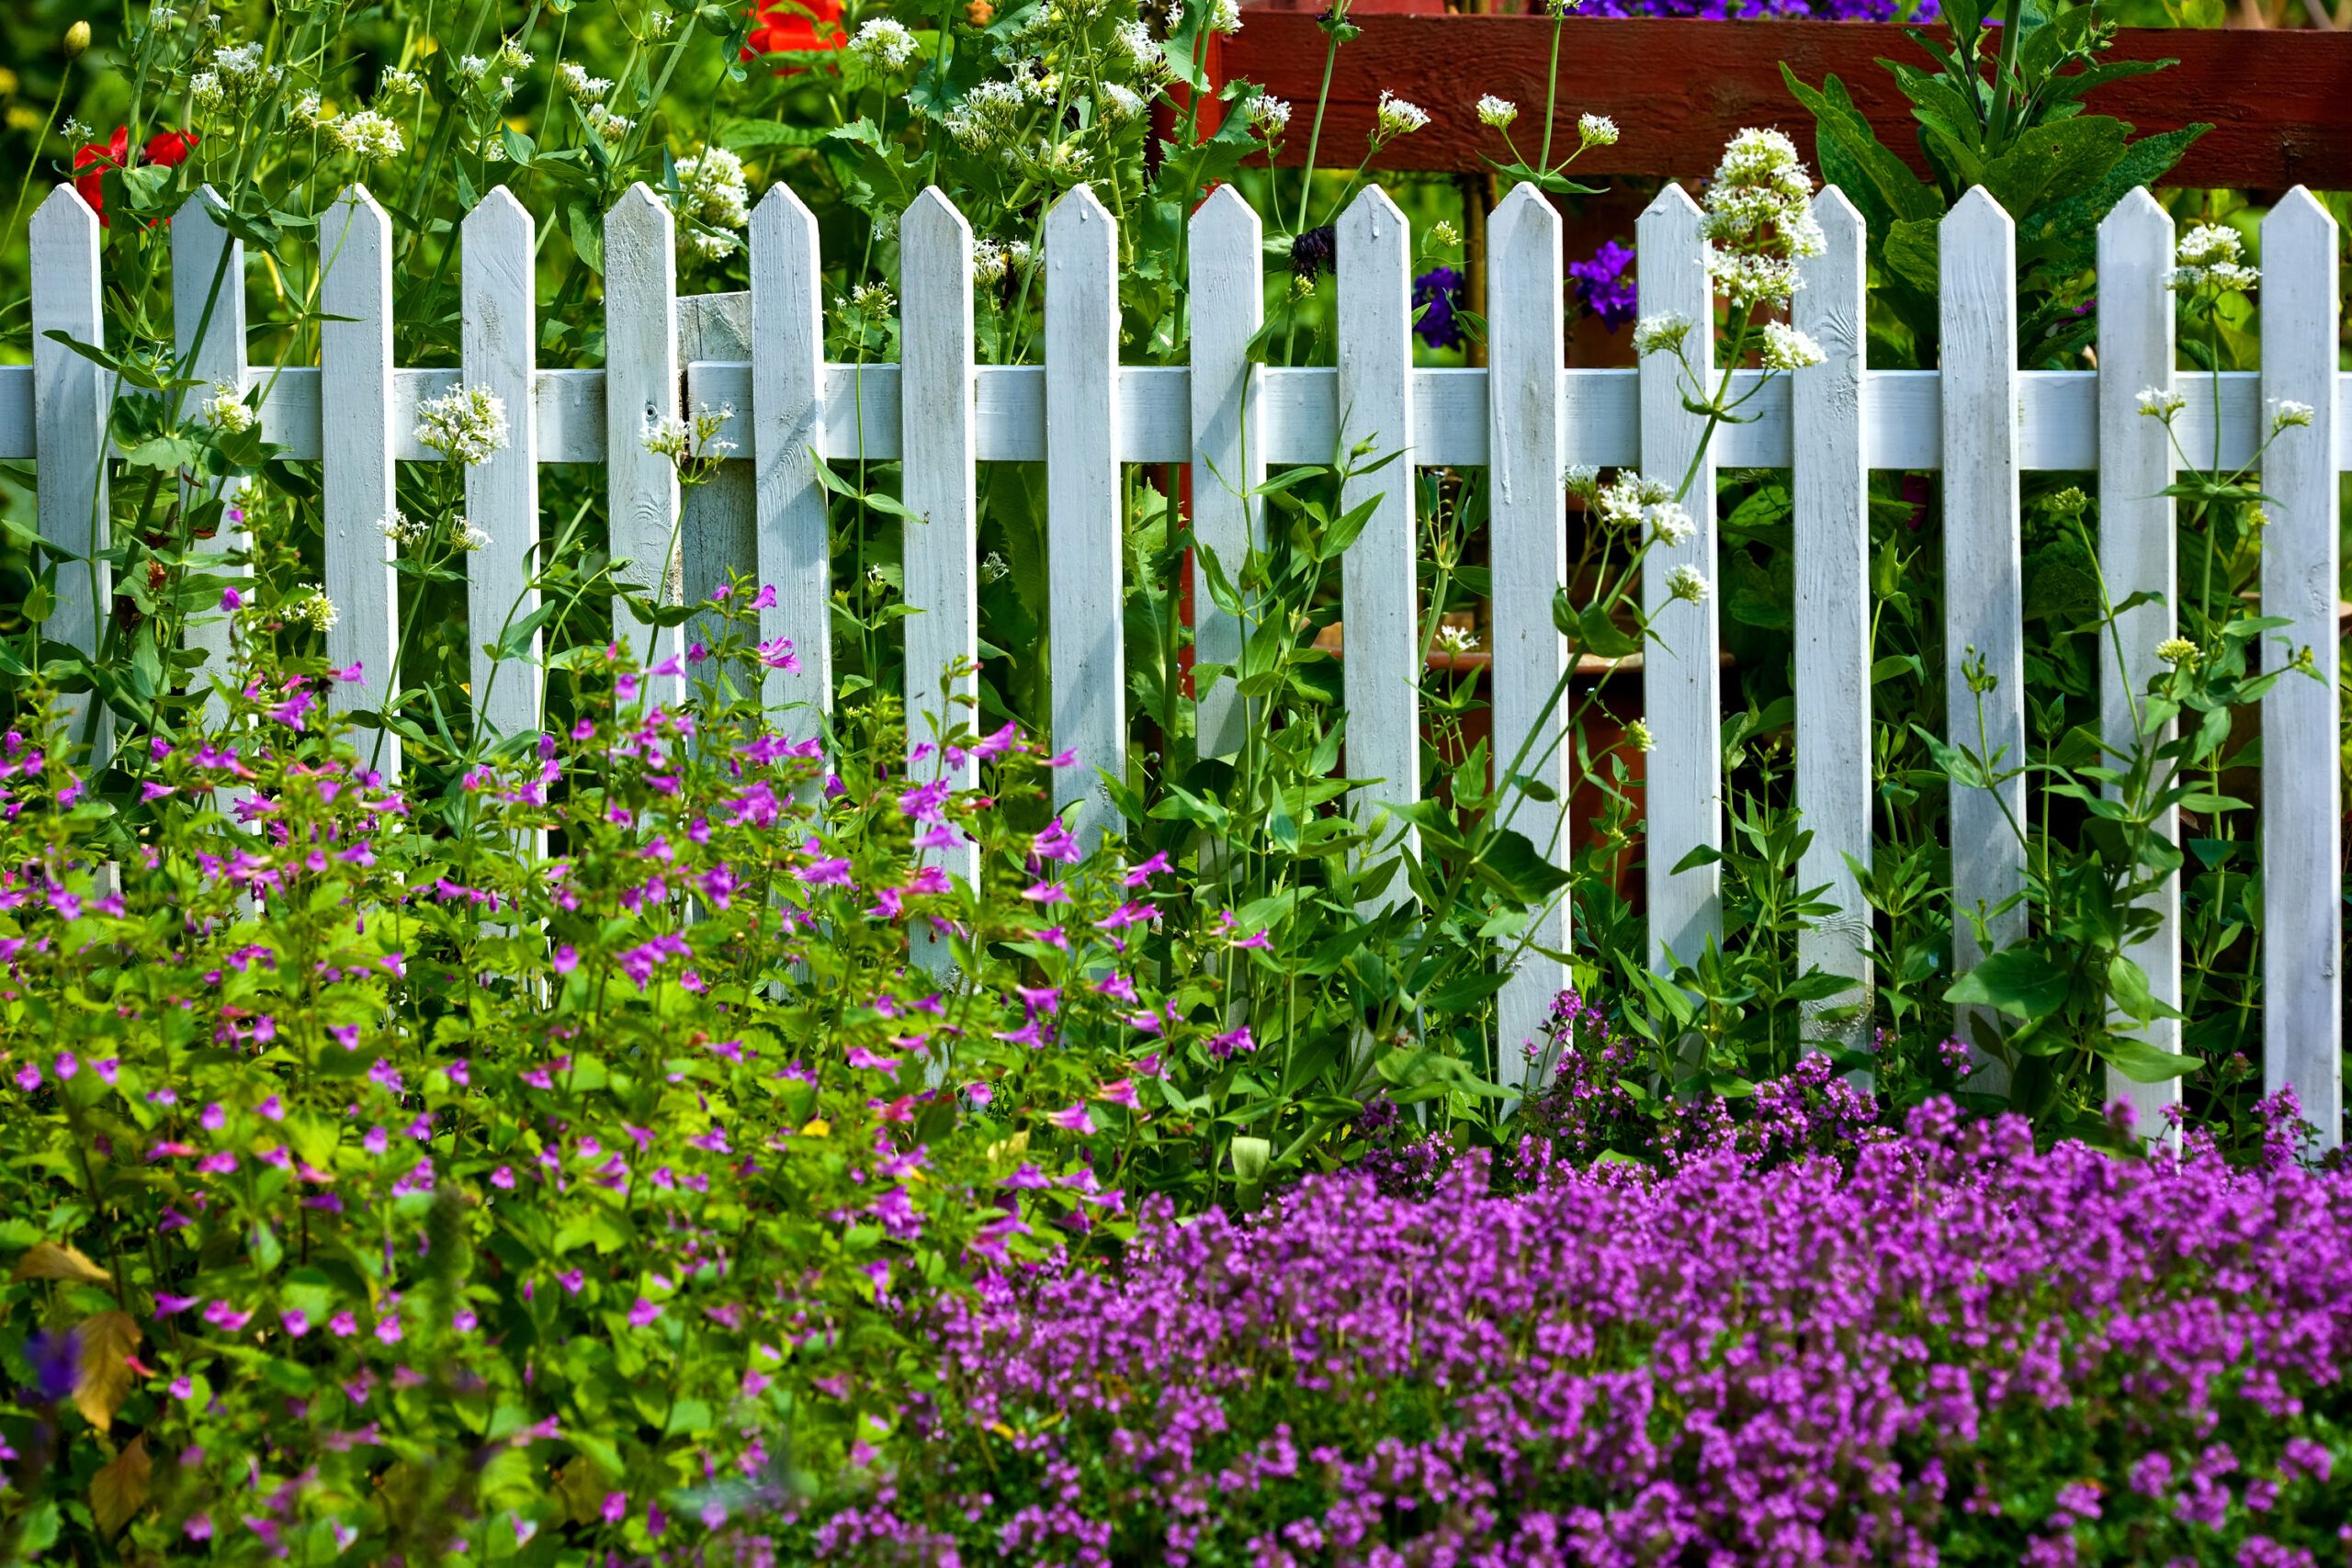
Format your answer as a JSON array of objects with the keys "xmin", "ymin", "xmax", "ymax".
[{"xmin": 1217, "ymin": 14, "xmax": 2352, "ymax": 189}]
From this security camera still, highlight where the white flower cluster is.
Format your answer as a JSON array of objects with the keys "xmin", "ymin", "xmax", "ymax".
[
  {"xmin": 191, "ymin": 39, "xmax": 282, "ymax": 116},
  {"xmin": 558, "ymin": 62, "xmax": 613, "ymax": 102},
  {"xmin": 201, "ymin": 380, "xmax": 255, "ymax": 435},
  {"xmin": 974, "ymin": 238, "xmax": 1035, "ymax": 287},
  {"xmin": 332, "ymin": 109, "xmax": 405, "ymax": 162},
  {"xmin": 1476, "ymin": 95, "xmax": 1518, "ymax": 130},
  {"xmin": 1247, "ymin": 95, "xmax": 1292, "ymax": 141},
  {"xmin": 2155, "ymin": 636, "xmax": 2200, "ymax": 669},
  {"xmin": 1100, "ymin": 82, "xmax": 1145, "ymax": 124},
  {"xmin": 1666, "ymin": 563, "xmax": 1710, "ymax": 604},
  {"xmin": 944, "ymin": 80, "xmax": 1027, "ymax": 151},
  {"xmin": 848, "ymin": 18, "xmax": 920, "ymax": 71},
  {"xmin": 641, "ymin": 403, "xmax": 738, "ymax": 464},
  {"xmin": 2269, "ymin": 398, "xmax": 2314, "ymax": 432},
  {"xmin": 414, "ymin": 383, "xmax": 511, "ymax": 467},
  {"xmin": 1758, "ymin": 320, "xmax": 1825, "ymax": 371},
  {"xmin": 1593, "ymin": 471, "xmax": 1694, "ymax": 547},
  {"xmin": 1626, "ymin": 717, "xmax": 1655, "ymax": 753},
  {"xmin": 1207, "ymin": 0, "xmax": 1244, "ymax": 32},
  {"xmin": 290, "ymin": 91, "xmax": 327, "ymax": 130},
  {"xmin": 379, "ymin": 67, "xmax": 425, "ymax": 97},
  {"xmin": 1434, "ymin": 623, "xmax": 1481, "ymax": 654},
  {"xmin": 1374, "ymin": 91, "xmax": 1430, "ymax": 144},
  {"xmin": 849, "ymin": 282, "xmax": 896, "ymax": 316},
  {"xmin": 456, "ymin": 39, "xmax": 532, "ymax": 106},
  {"xmin": 1701, "ymin": 128, "xmax": 1824, "ymax": 309},
  {"xmin": 379, "ymin": 509, "xmax": 432, "ymax": 546},
  {"xmin": 290, "ymin": 585, "xmax": 339, "ymax": 633},
  {"xmin": 2171, "ymin": 223, "xmax": 2257, "ymax": 295},
  {"xmin": 675, "ymin": 146, "xmax": 752, "ymax": 259},
  {"xmin": 2136, "ymin": 386, "xmax": 2187, "ymax": 422},
  {"xmin": 1632, "ymin": 311, "xmax": 1693, "ymax": 357},
  {"xmin": 1116, "ymin": 20, "xmax": 1165, "ymax": 74},
  {"xmin": 1578, "ymin": 112, "xmax": 1619, "ymax": 147}
]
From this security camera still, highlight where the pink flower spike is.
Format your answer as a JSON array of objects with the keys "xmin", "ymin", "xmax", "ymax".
[{"xmin": 1048, "ymin": 1102, "xmax": 1095, "ymax": 1135}]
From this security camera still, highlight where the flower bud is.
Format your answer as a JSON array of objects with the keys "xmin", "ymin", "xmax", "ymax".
[{"xmin": 64, "ymin": 20, "xmax": 92, "ymax": 57}]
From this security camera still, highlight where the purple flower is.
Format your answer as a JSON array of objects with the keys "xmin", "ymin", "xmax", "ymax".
[
  {"xmin": 1567, "ymin": 239, "xmax": 1638, "ymax": 330},
  {"xmin": 1411, "ymin": 266, "xmax": 1464, "ymax": 351}
]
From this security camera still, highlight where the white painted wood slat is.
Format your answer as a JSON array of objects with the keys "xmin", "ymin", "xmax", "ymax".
[
  {"xmin": 1487, "ymin": 183, "xmax": 1570, "ymax": 1091},
  {"xmin": 1045, "ymin": 185, "xmax": 1125, "ymax": 855},
  {"xmin": 460, "ymin": 186, "xmax": 541, "ymax": 749},
  {"xmin": 173, "ymin": 186, "xmax": 246, "ymax": 724},
  {"xmin": 30, "ymin": 186, "xmax": 110, "ymax": 763},
  {"xmin": 676, "ymin": 289, "xmax": 755, "ymax": 701},
  {"xmin": 1335, "ymin": 187, "xmax": 1419, "ymax": 864},
  {"xmin": 749, "ymin": 185, "xmax": 831, "ymax": 728},
  {"xmin": 2259, "ymin": 188, "xmax": 2343, "ymax": 1148},
  {"xmin": 2095, "ymin": 187, "xmax": 2180, "ymax": 1135},
  {"xmin": 1188, "ymin": 186, "xmax": 1263, "ymax": 765},
  {"xmin": 1939, "ymin": 187, "xmax": 2027, "ymax": 1077},
  {"xmin": 605, "ymin": 185, "xmax": 684, "ymax": 700},
  {"xmin": 899, "ymin": 187, "xmax": 980, "ymax": 895},
  {"xmin": 1637, "ymin": 183, "xmax": 1721, "ymax": 973},
  {"xmin": 1792, "ymin": 186, "xmax": 1872, "ymax": 1055},
  {"xmin": 320, "ymin": 186, "xmax": 401, "ymax": 776}
]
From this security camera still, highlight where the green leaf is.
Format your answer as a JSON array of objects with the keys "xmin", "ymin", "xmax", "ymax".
[
  {"xmin": 2099, "ymin": 1036, "xmax": 2201, "ymax": 1083},
  {"xmin": 1945, "ymin": 946, "xmax": 2071, "ymax": 1022},
  {"xmin": 1472, "ymin": 829, "xmax": 1570, "ymax": 904}
]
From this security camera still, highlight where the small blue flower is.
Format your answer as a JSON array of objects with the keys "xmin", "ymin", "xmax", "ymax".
[{"xmin": 1412, "ymin": 266, "xmax": 1464, "ymax": 352}]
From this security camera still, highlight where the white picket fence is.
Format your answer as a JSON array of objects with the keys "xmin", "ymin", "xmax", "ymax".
[{"xmin": 4, "ymin": 176, "xmax": 2344, "ymax": 1140}]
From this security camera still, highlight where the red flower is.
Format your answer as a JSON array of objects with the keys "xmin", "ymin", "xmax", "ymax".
[
  {"xmin": 742, "ymin": 0, "xmax": 845, "ymax": 70},
  {"xmin": 72, "ymin": 127, "xmax": 201, "ymax": 227}
]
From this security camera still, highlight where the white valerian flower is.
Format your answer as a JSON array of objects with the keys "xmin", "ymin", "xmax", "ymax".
[
  {"xmin": 1373, "ymin": 91, "xmax": 1430, "ymax": 143},
  {"xmin": 847, "ymin": 17, "xmax": 920, "ymax": 70},
  {"xmin": 944, "ymin": 80, "xmax": 1026, "ymax": 151},
  {"xmin": 1435, "ymin": 624, "xmax": 1480, "ymax": 655},
  {"xmin": 379, "ymin": 66, "xmax": 425, "ymax": 96},
  {"xmin": 414, "ymin": 383, "xmax": 511, "ymax": 466},
  {"xmin": 1476, "ymin": 95, "xmax": 1518, "ymax": 130},
  {"xmin": 1666, "ymin": 563, "xmax": 1710, "ymax": 604},
  {"xmin": 291, "ymin": 585, "xmax": 339, "ymax": 633},
  {"xmin": 481, "ymin": 135, "xmax": 509, "ymax": 164},
  {"xmin": 1626, "ymin": 717, "xmax": 1655, "ymax": 753},
  {"xmin": 2136, "ymin": 386, "xmax": 2187, "ymax": 421},
  {"xmin": 290, "ymin": 90, "xmax": 326, "ymax": 129},
  {"xmin": 1100, "ymin": 83, "xmax": 1145, "ymax": 123},
  {"xmin": 455, "ymin": 54, "xmax": 491, "ymax": 84},
  {"xmin": 2170, "ymin": 223, "xmax": 2257, "ymax": 294},
  {"xmin": 1248, "ymin": 95, "xmax": 1293, "ymax": 140},
  {"xmin": 1632, "ymin": 311, "xmax": 1694, "ymax": 357},
  {"xmin": 643, "ymin": 404, "xmax": 736, "ymax": 464},
  {"xmin": 688, "ymin": 231, "xmax": 737, "ymax": 261},
  {"xmin": 586, "ymin": 104, "xmax": 634, "ymax": 141},
  {"xmin": 1645, "ymin": 500, "xmax": 1696, "ymax": 548},
  {"xmin": 641, "ymin": 412, "xmax": 693, "ymax": 459},
  {"xmin": 61, "ymin": 118, "xmax": 96, "ymax": 143},
  {"xmin": 201, "ymin": 380, "xmax": 255, "ymax": 434},
  {"xmin": 1578, "ymin": 112, "xmax": 1618, "ymax": 147},
  {"xmin": 2155, "ymin": 637, "xmax": 2201, "ymax": 669},
  {"xmin": 1545, "ymin": 0, "xmax": 1585, "ymax": 16},
  {"xmin": 979, "ymin": 550, "xmax": 1012, "ymax": 583},
  {"xmin": 677, "ymin": 146, "xmax": 752, "ymax": 231},
  {"xmin": 1430, "ymin": 219, "xmax": 1461, "ymax": 249},
  {"xmin": 496, "ymin": 37, "xmax": 534, "ymax": 73},
  {"xmin": 332, "ymin": 109, "xmax": 405, "ymax": 162},
  {"xmin": 1116, "ymin": 20, "xmax": 1165, "ymax": 73},
  {"xmin": 1593, "ymin": 471, "xmax": 1673, "ymax": 529},
  {"xmin": 1759, "ymin": 320, "xmax": 1825, "ymax": 371},
  {"xmin": 975, "ymin": 241, "xmax": 1011, "ymax": 287},
  {"xmin": 1701, "ymin": 127, "xmax": 1824, "ymax": 307},
  {"xmin": 1563, "ymin": 462, "xmax": 1600, "ymax": 501},
  {"xmin": 1207, "ymin": 0, "xmax": 1243, "ymax": 32},
  {"xmin": 454, "ymin": 520, "xmax": 492, "ymax": 552},
  {"xmin": 379, "ymin": 510, "xmax": 432, "ymax": 546},
  {"xmin": 643, "ymin": 6, "xmax": 676, "ymax": 37},
  {"xmin": 2270, "ymin": 398, "xmax": 2315, "ymax": 432},
  {"xmin": 189, "ymin": 72, "xmax": 227, "ymax": 111},
  {"xmin": 557, "ymin": 62, "xmax": 613, "ymax": 101},
  {"xmin": 212, "ymin": 40, "xmax": 267, "ymax": 80},
  {"xmin": 850, "ymin": 282, "xmax": 896, "ymax": 316}
]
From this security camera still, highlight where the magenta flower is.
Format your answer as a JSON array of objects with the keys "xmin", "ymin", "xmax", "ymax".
[
  {"xmin": 1048, "ymin": 1103, "xmax": 1095, "ymax": 1135},
  {"xmin": 628, "ymin": 1297, "xmax": 662, "ymax": 1328}
]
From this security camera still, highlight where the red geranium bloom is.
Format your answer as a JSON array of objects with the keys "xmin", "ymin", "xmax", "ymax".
[
  {"xmin": 743, "ymin": 0, "xmax": 845, "ymax": 70},
  {"xmin": 73, "ymin": 127, "xmax": 201, "ymax": 227}
]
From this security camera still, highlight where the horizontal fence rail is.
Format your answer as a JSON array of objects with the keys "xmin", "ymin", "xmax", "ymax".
[{"xmin": 9, "ymin": 176, "xmax": 2345, "ymax": 1144}]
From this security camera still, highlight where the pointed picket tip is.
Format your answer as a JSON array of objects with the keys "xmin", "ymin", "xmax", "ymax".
[
  {"xmin": 33, "ymin": 182, "xmax": 100, "ymax": 236},
  {"xmin": 2099, "ymin": 183, "xmax": 2169, "ymax": 238},
  {"xmin": 174, "ymin": 183, "xmax": 230, "ymax": 226},
  {"xmin": 1810, "ymin": 183, "xmax": 1865, "ymax": 241},
  {"xmin": 903, "ymin": 186, "xmax": 972, "ymax": 247},
  {"xmin": 1046, "ymin": 182, "xmax": 1114, "ymax": 242},
  {"xmin": 752, "ymin": 180, "xmax": 817, "ymax": 234},
  {"xmin": 1338, "ymin": 182, "xmax": 1408, "ymax": 245},
  {"xmin": 331, "ymin": 183, "xmax": 391, "ymax": 224},
  {"xmin": 464, "ymin": 182, "xmax": 533, "ymax": 239},
  {"xmin": 1190, "ymin": 181, "xmax": 1259, "ymax": 243},
  {"xmin": 1944, "ymin": 185, "xmax": 2013, "ymax": 234},
  {"xmin": 1489, "ymin": 180, "xmax": 1560, "ymax": 242},
  {"xmin": 607, "ymin": 180, "xmax": 673, "ymax": 237},
  {"xmin": 2263, "ymin": 184, "xmax": 2337, "ymax": 243},
  {"xmin": 1641, "ymin": 179, "xmax": 1702, "ymax": 221}
]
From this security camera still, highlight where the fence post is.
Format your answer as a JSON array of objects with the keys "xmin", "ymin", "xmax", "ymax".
[
  {"xmin": 1939, "ymin": 186, "xmax": 2026, "ymax": 1085},
  {"xmin": 1335, "ymin": 186, "xmax": 1419, "ymax": 885},
  {"xmin": 749, "ymin": 184, "xmax": 831, "ymax": 728},
  {"xmin": 173, "ymin": 186, "xmax": 246, "ymax": 725},
  {"xmin": 1045, "ymin": 185, "xmax": 1125, "ymax": 854},
  {"xmin": 1636, "ymin": 182, "xmax": 1720, "ymax": 973},
  {"xmin": 1487, "ymin": 182, "xmax": 1569, "ymax": 1089},
  {"xmin": 899, "ymin": 187, "xmax": 980, "ymax": 897},
  {"xmin": 320, "ymin": 186, "xmax": 400, "ymax": 776},
  {"xmin": 1188, "ymin": 186, "xmax": 1263, "ymax": 766},
  {"xmin": 30, "ymin": 186, "xmax": 109, "ymax": 765},
  {"xmin": 606, "ymin": 184, "xmax": 683, "ymax": 696},
  {"xmin": 2259, "ymin": 186, "xmax": 2343, "ymax": 1148},
  {"xmin": 459, "ymin": 186, "xmax": 542, "ymax": 750},
  {"xmin": 2095, "ymin": 186, "xmax": 2180, "ymax": 1134},
  {"xmin": 1792, "ymin": 186, "xmax": 1872, "ymax": 1057}
]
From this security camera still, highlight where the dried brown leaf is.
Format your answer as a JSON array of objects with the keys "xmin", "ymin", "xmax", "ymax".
[
  {"xmin": 74, "ymin": 1310, "xmax": 142, "ymax": 1431},
  {"xmin": 11, "ymin": 1241, "xmax": 111, "ymax": 1286},
  {"xmin": 90, "ymin": 1434, "xmax": 152, "ymax": 1538}
]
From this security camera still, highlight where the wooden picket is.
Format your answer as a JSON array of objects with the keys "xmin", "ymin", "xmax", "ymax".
[
  {"xmin": 173, "ymin": 187, "xmax": 245, "ymax": 726},
  {"xmin": 9, "ymin": 176, "xmax": 2349, "ymax": 1142}
]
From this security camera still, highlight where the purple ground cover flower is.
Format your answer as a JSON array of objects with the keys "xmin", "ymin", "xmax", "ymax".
[
  {"xmin": 1566, "ymin": 238, "xmax": 1637, "ymax": 330},
  {"xmin": 828, "ymin": 1093, "xmax": 2352, "ymax": 1564},
  {"xmin": 1412, "ymin": 265, "xmax": 1464, "ymax": 351}
]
